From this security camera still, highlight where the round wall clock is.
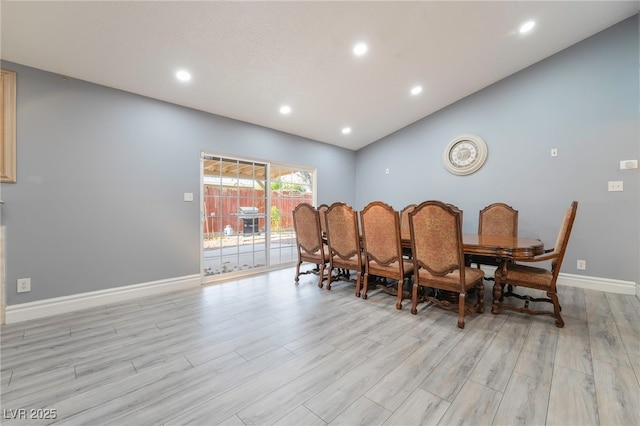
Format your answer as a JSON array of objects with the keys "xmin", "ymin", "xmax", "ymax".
[{"xmin": 443, "ymin": 134, "xmax": 488, "ymax": 175}]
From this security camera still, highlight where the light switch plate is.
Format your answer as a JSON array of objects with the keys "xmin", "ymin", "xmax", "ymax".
[{"xmin": 184, "ymin": 192, "xmax": 194, "ymax": 202}]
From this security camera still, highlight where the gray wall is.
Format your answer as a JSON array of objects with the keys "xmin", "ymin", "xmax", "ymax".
[
  {"xmin": 2, "ymin": 15, "xmax": 638, "ymax": 306},
  {"xmin": 0, "ymin": 62, "xmax": 355, "ymax": 305},
  {"xmin": 355, "ymin": 16, "xmax": 639, "ymax": 284}
]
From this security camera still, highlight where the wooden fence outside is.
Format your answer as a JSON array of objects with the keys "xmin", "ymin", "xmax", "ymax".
[{"xmin": 203, "ymin": 186, "xmax": 313, "ymax": 235}]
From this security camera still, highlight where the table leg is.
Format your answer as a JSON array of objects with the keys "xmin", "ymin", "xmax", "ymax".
[{"xmin": 491, "ymin": 260, "xmax": 506, "ymax": 314}]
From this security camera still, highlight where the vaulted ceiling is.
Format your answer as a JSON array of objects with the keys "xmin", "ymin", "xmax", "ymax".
[{"xmin": 2, "ymin": 1, "xmax": 638, "ymax": 150}]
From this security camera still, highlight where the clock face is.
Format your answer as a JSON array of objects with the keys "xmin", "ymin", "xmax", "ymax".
[
  {"xmin": 443, "ymin": 134, "xmax": 488, "ymax": 175},
  {"xmin": 450, "ymin": 141, "xmax": 478, "ymax": 167}
]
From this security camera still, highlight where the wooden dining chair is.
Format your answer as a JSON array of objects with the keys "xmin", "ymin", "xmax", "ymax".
[
  {"xmin": 324, "ymin": 202, "xmax": 364, "ymax": 296},
  {"xmin": 360, "ymin": 201, "xmax": 414, "ymax": 308},
  {"xmin": 409, "ymin": 200, "xmax": 485, "ymax": 329},
  {"xmin": 471, "ymin": 203, "xmax": 518, "ymax": 278},
  {"xmin": 292, "ymin": 203, "xmax": 329, "ymax": 288},
  {"xmin": 494, "ymin": 201, "xmax": 578, "ymax": 327}
]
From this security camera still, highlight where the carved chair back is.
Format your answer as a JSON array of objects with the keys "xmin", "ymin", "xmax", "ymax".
[
  {"xmin": 361, "ymin": 201, "xmax": 402, "ymax": 267},
  {"xmin": 293, "ymin": 203, "xmax": 323, "ymax": 257},
  {"xmin": 478, "ymin": 203, "xmax": 518, "ymax": 237},
  {"xmin": 409, "ymin": 200, "xmax": 464, "ymax": 280},
  {"xmin": 325, "ymin": 202, "xmax": 361, "ymax": 261}
]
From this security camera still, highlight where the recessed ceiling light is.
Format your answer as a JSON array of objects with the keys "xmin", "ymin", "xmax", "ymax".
[
  {"xmin": 342, "ymin": 127, "xmax": 352, "ymax": 135},
  {"xmin": 353, "ymin": 43, "xmax": 368, "ymax": 56},
  {"xmin": 279, "ymin": 105, "xmax": 291, "ymax": 115},
  {"xmin": 176, "ymin": 70, "xmax": 191, "ymax": 82},
  {"xmin": 411, "ymin": 85, "xmax": 423, "ymax": 96},
  {"xmin": 519, "ymin": 20, "xmax": 535, "ymax": 34}
]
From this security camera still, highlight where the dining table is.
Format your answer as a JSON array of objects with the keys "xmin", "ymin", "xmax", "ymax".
[{"xmin": 401, "ymin": 233, "xmax": 544, "ymax": 314}]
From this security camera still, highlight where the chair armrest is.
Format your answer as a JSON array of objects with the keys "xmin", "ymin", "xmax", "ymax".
[{"xmin": 516, "ymin": 251, "xmax": 559, "ymax": 263}]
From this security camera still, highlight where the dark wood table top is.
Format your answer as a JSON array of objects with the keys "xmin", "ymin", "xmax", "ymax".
[
  {"xmin": 402, "ymin": 234, "xmax": 544, "ymax": 260},
  {"xmin": 462, "ymin": 234, "xmax": 544, "ymax": 259}
]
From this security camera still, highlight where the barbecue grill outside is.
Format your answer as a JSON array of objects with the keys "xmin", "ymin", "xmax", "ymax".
[{"xmin": 237, "ymin": 207, "xmax": 264, "ymax": 234}]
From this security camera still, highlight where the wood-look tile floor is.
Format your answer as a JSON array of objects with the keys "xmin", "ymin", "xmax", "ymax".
[{"xmin": 1, "ymin": 267, "xmax": 639, "ymax": 426}]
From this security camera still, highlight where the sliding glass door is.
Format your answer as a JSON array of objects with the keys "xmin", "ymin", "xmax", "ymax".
[
  {"xmin": 202, "ymin": 154, "xmax": 314, "ymax": 282},
  {"xmin": 269, "ymin": 164, "xmax": 314, "ymax": 267}
]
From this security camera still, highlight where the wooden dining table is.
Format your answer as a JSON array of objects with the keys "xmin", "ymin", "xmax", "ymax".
[
  {"xmin": 401, "ymin": 234, "xmax": 544, "ymax": 314},
  {"xmin": 460, "ymin": 234, "xmax": 544, "ymax": 260}
]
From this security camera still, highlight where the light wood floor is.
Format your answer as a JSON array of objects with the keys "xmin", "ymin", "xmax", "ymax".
[{"xmin": 1, "ymin": 267, "xmax": 639, "ymax": 426}]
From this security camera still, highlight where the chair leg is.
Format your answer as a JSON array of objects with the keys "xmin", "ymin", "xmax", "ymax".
[
  {"xmin": 295, "ymin": 261, "xmax": 301, "ymax": 284},
  {"xmin": 548, "ymin": 291, "xmax": 565, "ymax": 328},
  {"xmin": 317, "ymin": 263, "xmax": 325, "ymax": 289},
  {"xmin": 411, "ymin": 282, "xmax": 419, "ymax": 315},
  {"xmin": 395, "ymin": 278, "xmax": 404, "ymax": 310},
  {"xmin": 326, "ymin": 266, "xmax": 333, "ymax": 290},
  {"xmin": 355, "ymin": 271, "xmax": 362, "ymax": 298},
  {"xmin": 457, "ymin": 293, "xmax": 466, "ymax": 329},
  {"xmin": 360, "ymin": 272, "xmax": 368, "ymax": 299}
]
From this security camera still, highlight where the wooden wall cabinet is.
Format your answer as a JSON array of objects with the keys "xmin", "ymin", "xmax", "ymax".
[{"xmin": 1, "ymin": 69, "xmax": 16, "ymax": 183}]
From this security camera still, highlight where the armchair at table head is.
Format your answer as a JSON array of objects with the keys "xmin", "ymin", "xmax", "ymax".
[
  {"xmin": 292, "ymin": 203, "xmax": 329, "ymax": 288},
  {"xmin": 494, "ymin": 201, "xmax": 578, "ymax": 327},
  {"xmin": 471, "ymin": 203, "xmax": 518, "ymax": 275},
  {"xmin": 360, "ymin": 201, "xmax": 414, "ymax": 309},
  {"xmin": 408, "ymin": 200, "xmax": 485, "ymax": 329},
  {"xmin": 324, "ymin": 202, "xmax": 364, "ymax": 296}
]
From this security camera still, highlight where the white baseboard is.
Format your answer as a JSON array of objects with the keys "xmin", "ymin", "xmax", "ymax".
[
  {"xmin": 479, "ymin": 267, "xmax": 636, "ymax": 296},
  {"xmin": 557, "ymin": 273, "xmax": 636, "ymax": 295},
  {"xmin": 5, "ymin": 274, "xmax": 201, "ymax": 324}
]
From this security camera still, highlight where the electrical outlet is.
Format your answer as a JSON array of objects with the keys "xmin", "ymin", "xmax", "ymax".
[
  {"xmin": 17, "ymin": 278, "xmax": 31, "ymax": 293},
  {"xmin": 577, "ymin": 260, "xmax": 586, "ymax": 271},
  {"xmin": 385, "ymin": 168, "xmax": 390, "ymax": 175},
  {"xmin": 608, "ymin": 181, "xmax": 623, "ymax": 192},
  {"xmin": 183, "ymin": 192, "xmax": 194, "ymax": 202},
  {"xmin": 550, "ymin": 148, "xmax": 558, "ymax": 157}
]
